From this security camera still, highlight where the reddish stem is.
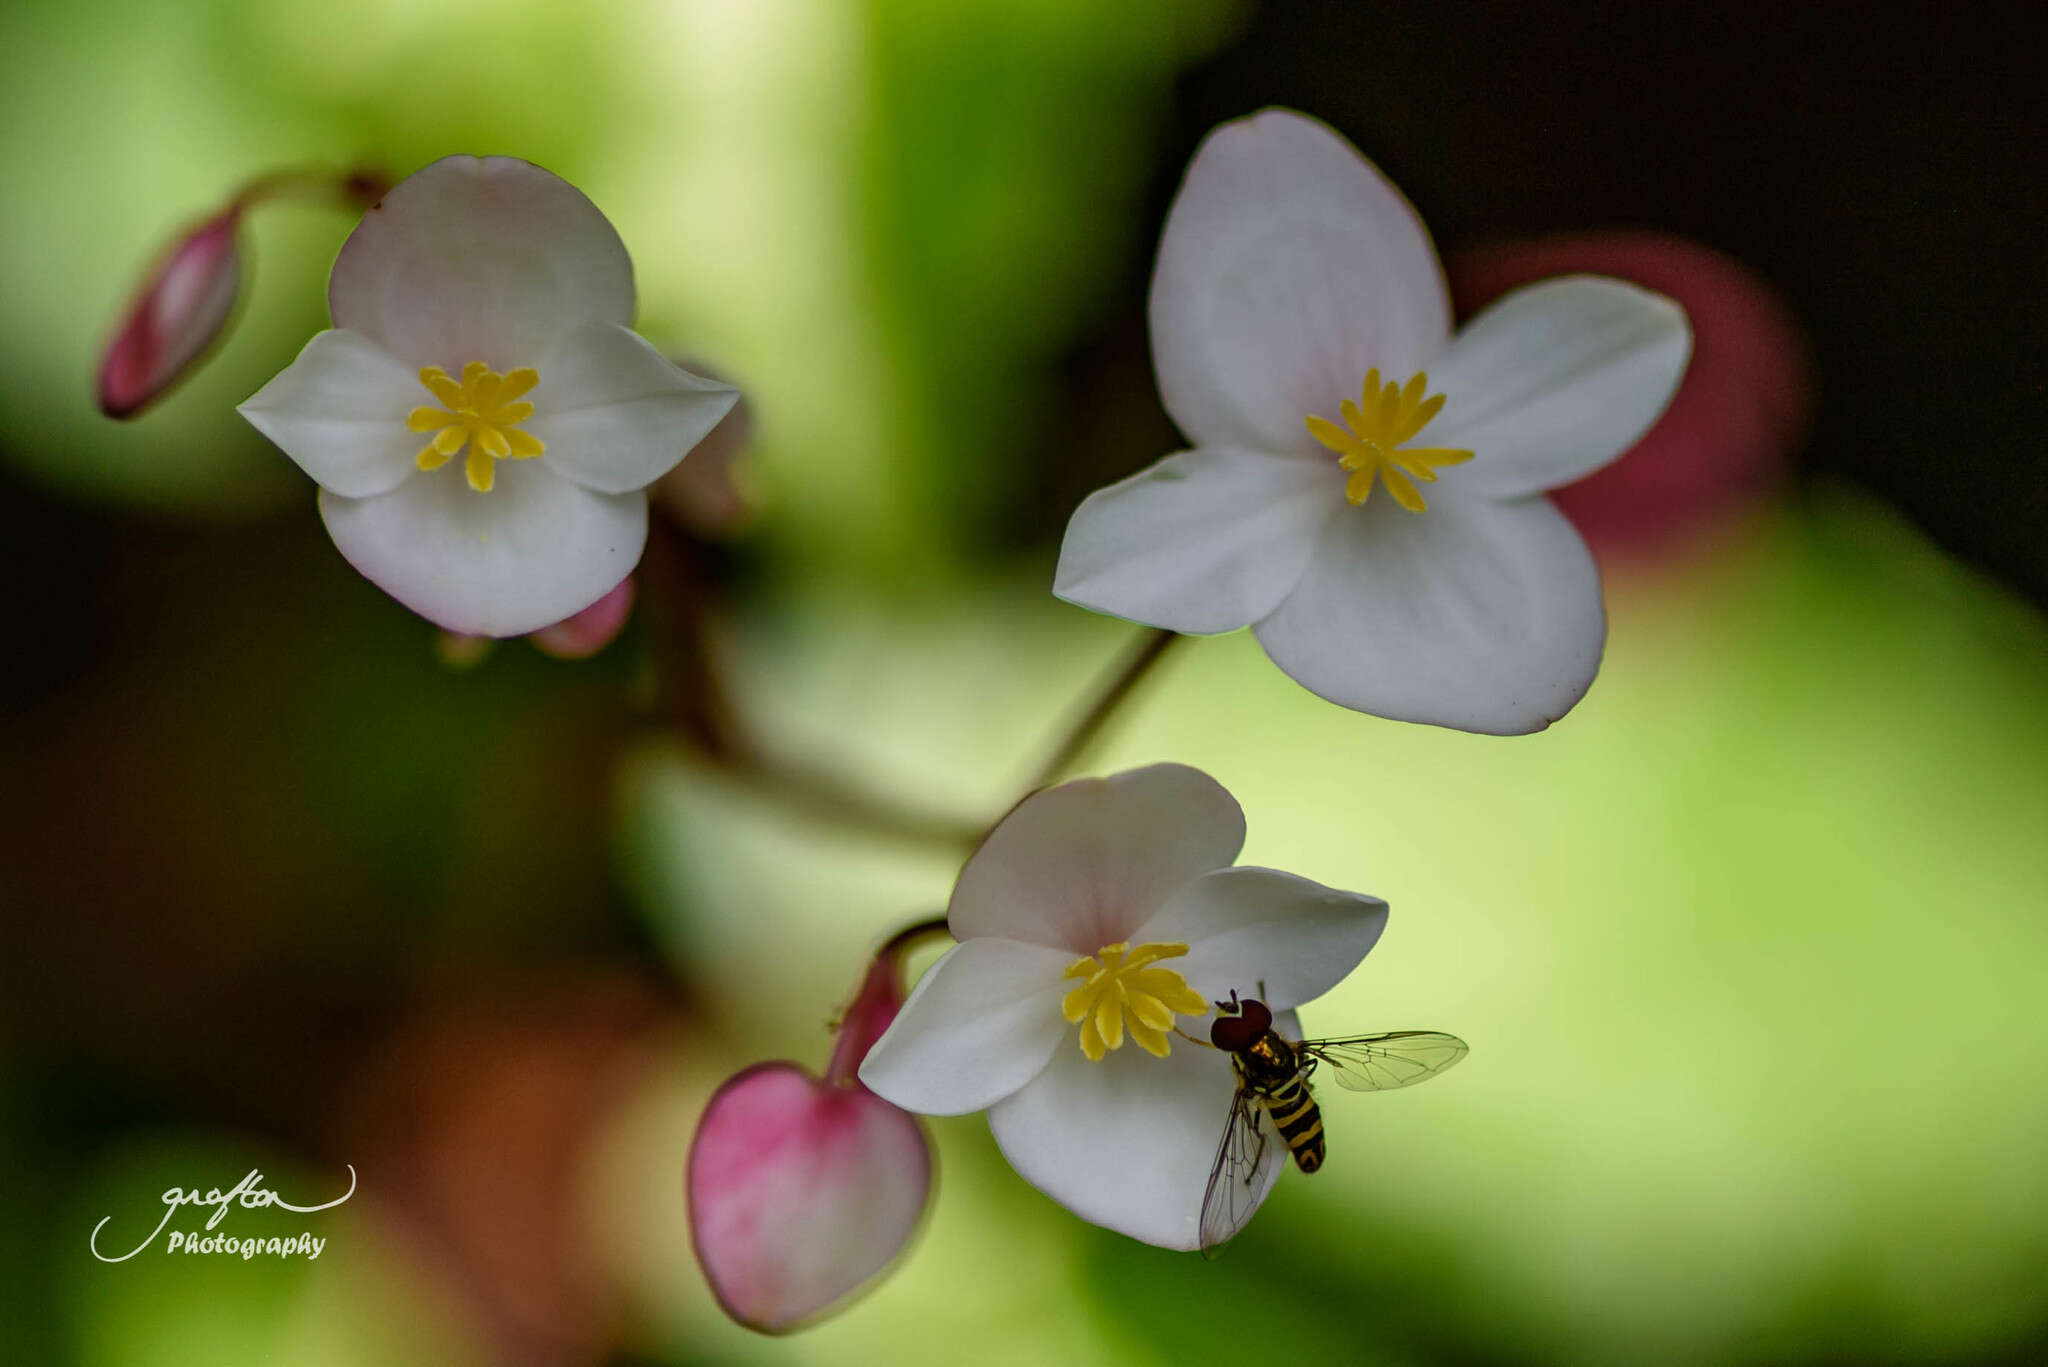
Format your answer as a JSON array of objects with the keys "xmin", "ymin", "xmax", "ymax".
[{"xmin": 823, "ymin": 917, "xmax": 950, "ymax": 1089}]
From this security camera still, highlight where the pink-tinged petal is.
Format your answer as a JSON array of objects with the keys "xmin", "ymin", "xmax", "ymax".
[
  {"xmin": 688, "ymin": 1063, "xmax": 932, "ymax": 1334},
  {"xmin": 1449, "ymin": 232, "xmax": 1813, "ymax": 555},
  {"xmin": 99, "ymin": 208, "xmax": 243, "ymax": 418},
  {"xmin": 529, "ymin": 576, "xmax": 635, "ymax": 659},
  {"xmin": 1253, "ymin": 490, "xmax": 1606, "ymax": 734},
  {"xmin": 987, "ymin": 1007, "xmax": 1299, "ymax": 1250},
  {"xmin": 1136, "ymin": 866, "xmax": 1388, "ymax": 1011},
  {"xmin": 1151, "ymin": 109, "xmax": 1451, "ymax": 455},
  {"xmin": 824, "ymin": 948, "xmax": 915, "ymax": 1088},
  {"xmin": 329, "ymin": 156, "xmax": 634, "ymax": 372},
  {"xmin": 858, "ymin": 939, "xmax": 1073, "ymax": 1116},
  {"xmin": 526, "ymin": 322, "xmax": 739, "ymax": 495},
  {"xmin": 319, "ymin": 460, "xmax": 645, "ymax": 638},
  {"xmin": 1054, "ymin": 446, "xmax": 1342, "ymax": 635},
  {"xmin": 949, "ymin": 764, "xmax": 1246, "ymax": 954},
  {"xmin": 1426, "ymin": 277, "xmax": 1691, "ymax": 502},
  {"xmin": 237, "ymin": 329, "xmax": 427, "ymax": 498}
]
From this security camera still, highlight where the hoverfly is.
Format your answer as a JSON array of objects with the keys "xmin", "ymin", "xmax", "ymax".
[{"xmin": 1198, "ymin": 991, "xmax": 1467, "ymax": 1257}]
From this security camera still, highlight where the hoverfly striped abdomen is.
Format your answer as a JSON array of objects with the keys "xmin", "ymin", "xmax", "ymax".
[{"xmin": 1261, "ymin": 1071, "xmax": 1325, "ymax": 1173}]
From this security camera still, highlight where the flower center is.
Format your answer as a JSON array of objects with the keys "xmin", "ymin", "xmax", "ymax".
[
  {"xmin": 1305, "ymin": 369, "xmax": 1473, "ymax": 513},
  {"xmin": 407, "ymin": 361, "xmax": 546, "ymax": 493},
  {"xmin": 1060, "ymin": 941, "xmax": 1210, "ymax": 1062}
]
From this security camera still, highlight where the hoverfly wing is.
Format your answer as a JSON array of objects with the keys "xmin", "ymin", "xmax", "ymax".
[
  {"xmin": 1198, "ymin": 1088, "xmax": 1283, "ymax": 1259},
  {"xmin": 1298, "ymin": 1031, "xmax": 1468, "ymax": 1092}
]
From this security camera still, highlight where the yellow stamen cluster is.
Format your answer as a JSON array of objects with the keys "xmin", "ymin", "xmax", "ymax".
[
  {"xmin": 407, "ymin": 362, "xmax": 545, "ymax": 493},
  {"xmin": 1306, "ymin": 369, "xmax": 1473, "ymax": 512},
  {"xmin": 1061, "ymin": 941, "xmax": 1209, "ymax": 1061}
]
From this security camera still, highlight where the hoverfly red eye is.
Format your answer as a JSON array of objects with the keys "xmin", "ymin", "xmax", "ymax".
[
  {"xmin": 1210, "ymin": 995, "xmax": 1272, "ymax": 1052},
  {"xmin": 1210, "ymin": 1014, "xmax": 1259, "ymax": 1051}
]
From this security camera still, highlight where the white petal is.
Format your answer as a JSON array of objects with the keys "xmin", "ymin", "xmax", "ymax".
[
  {"xmin": 1135, "ymin": 866, "xmax": 1388, "ymax": 1011},
  {"xmin": 329, "ymin": 156, "xmax": 634, "ymax": 372},
  {"xmin": 1150, "ymin": 109, "xmax": 1451, "ymax": 454},
  {"xmin": 237, "ymin": 330, "xmax": 425, "ymax": 498},
  {"xmin": 857, "ymin": 940, "xmax": 1073, "ymax": 1117},
  {"xmin": 1252, "ymin": 490, "xmax": 1606, "ymax": 734},
  {"xmin": 987, "ymin": 1006, "xmax": 1299, "ymax": 1250},
  {"xmin": 319, "ymin": 459, "xmax": 645, "ymax": 637},
  {"xmin": 1428, "ymin": 276, "xmax": 1692, "ymax": 501},
  {"xmin": 1054, "ymin": 446, "xmax": 1341, "ymax": 635},
  {"xmin": 950, "ymin": 764, "xmax": 1245, "ymax": 954},
  {"xmin": 526, "ymin": 322, "xmax": 740, "ymax": 495}
]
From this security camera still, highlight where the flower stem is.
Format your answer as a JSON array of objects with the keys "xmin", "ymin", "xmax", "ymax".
[
  {"xmin": 1017, "ymin": 627, "xmax": 1180, "ymax": 797},
  {"xmin": 639, "ymin": 531, "xmax": 1179, "ymax": 849},
  {"xmin": 640, "ymin": 518, "xmax": 985, "ymax": 850},
  {"xmin": 230, "ymin": 165, "xmax": 391, "ymax": 214},
  {"xmin": 823, "ymin": 915, "xmax": 953, "ymax": 1088},
  {"xmin": 724, "ymin": 753, "xmax": 986, "ymax": 851},
  {"xmin": 875, "ymin": 915, "xmax": 952, "ymax": 963}
]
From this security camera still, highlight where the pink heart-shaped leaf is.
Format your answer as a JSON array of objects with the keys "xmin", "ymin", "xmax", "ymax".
[{"xmin": 688, "ymin": 1062, "xmax": 932, "ymax": 1334}]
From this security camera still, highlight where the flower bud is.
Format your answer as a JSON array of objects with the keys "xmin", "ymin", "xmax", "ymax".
[
  {"xmin": 1449, "ymin": 232, "xmax": 1812, "ymax": 557},
  {"xmin": 432, "ymin": 631, "xmax": 495, "ymax": 669},
  {"xmin": 98, "ymin": 207, "xmax": 244, "ymax": 418},
  {"xmin": 429, "ymin": 577, "xmax": 633, "ymax": 665},
  {"xmin": 530, "ymin": 577, "xmax": 636, "ymax": 659},
  {"xmin": 688, "ymin": 951, "xmax": 933, "ymax": 1334}
]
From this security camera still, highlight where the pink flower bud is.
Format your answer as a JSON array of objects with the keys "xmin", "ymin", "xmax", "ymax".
[
  {"xmin": 98, "ymin": 207, "xmax": 244, "ymax": 418},
  {"xmin": 530, "ymin": 577, "xmax": 636, "ymax": 659},
  {"xmin": 1449, "ymin": 232, "xmax": 1813, "ymax": 558},
  {"xmin": 688, "ymin": 953, "xmax": 933, "ymax": 1334}
]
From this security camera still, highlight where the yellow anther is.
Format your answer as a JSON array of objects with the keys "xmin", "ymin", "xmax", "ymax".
[
  {"xmin": 407, "ymin": 362, "xmax": 545, "ymax": 493},
  {"xmin": 1305, "ymin": 369, "xmax": 1473, "ymax": 512},
  {"xmin": 1060, "ymin": 941, "xmax": 1210, "ymax": 1061}
]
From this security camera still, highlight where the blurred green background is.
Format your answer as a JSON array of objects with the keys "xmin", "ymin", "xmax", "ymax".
[{"xmin": 4, "ymin": 1, "xmax": 2045, "ymax": 1365}]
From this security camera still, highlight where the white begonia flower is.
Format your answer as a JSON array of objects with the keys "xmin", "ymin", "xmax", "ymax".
[
  {"xmin": 858, "ymin": 763, "xmax": 1388, "ymax": 1250},
  {"xmin": 238, "ymin": 156, "xmax": 738, "ymax": 637},
  {"xmin": 1054, "ymin": 110, "xmax": 1694, "ymax": 734}
]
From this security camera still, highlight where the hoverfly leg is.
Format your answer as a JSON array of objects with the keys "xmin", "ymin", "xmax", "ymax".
[{"xmin": 1242, "ymin": 1123, "xmax": 1268, "ymax": 1189}]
